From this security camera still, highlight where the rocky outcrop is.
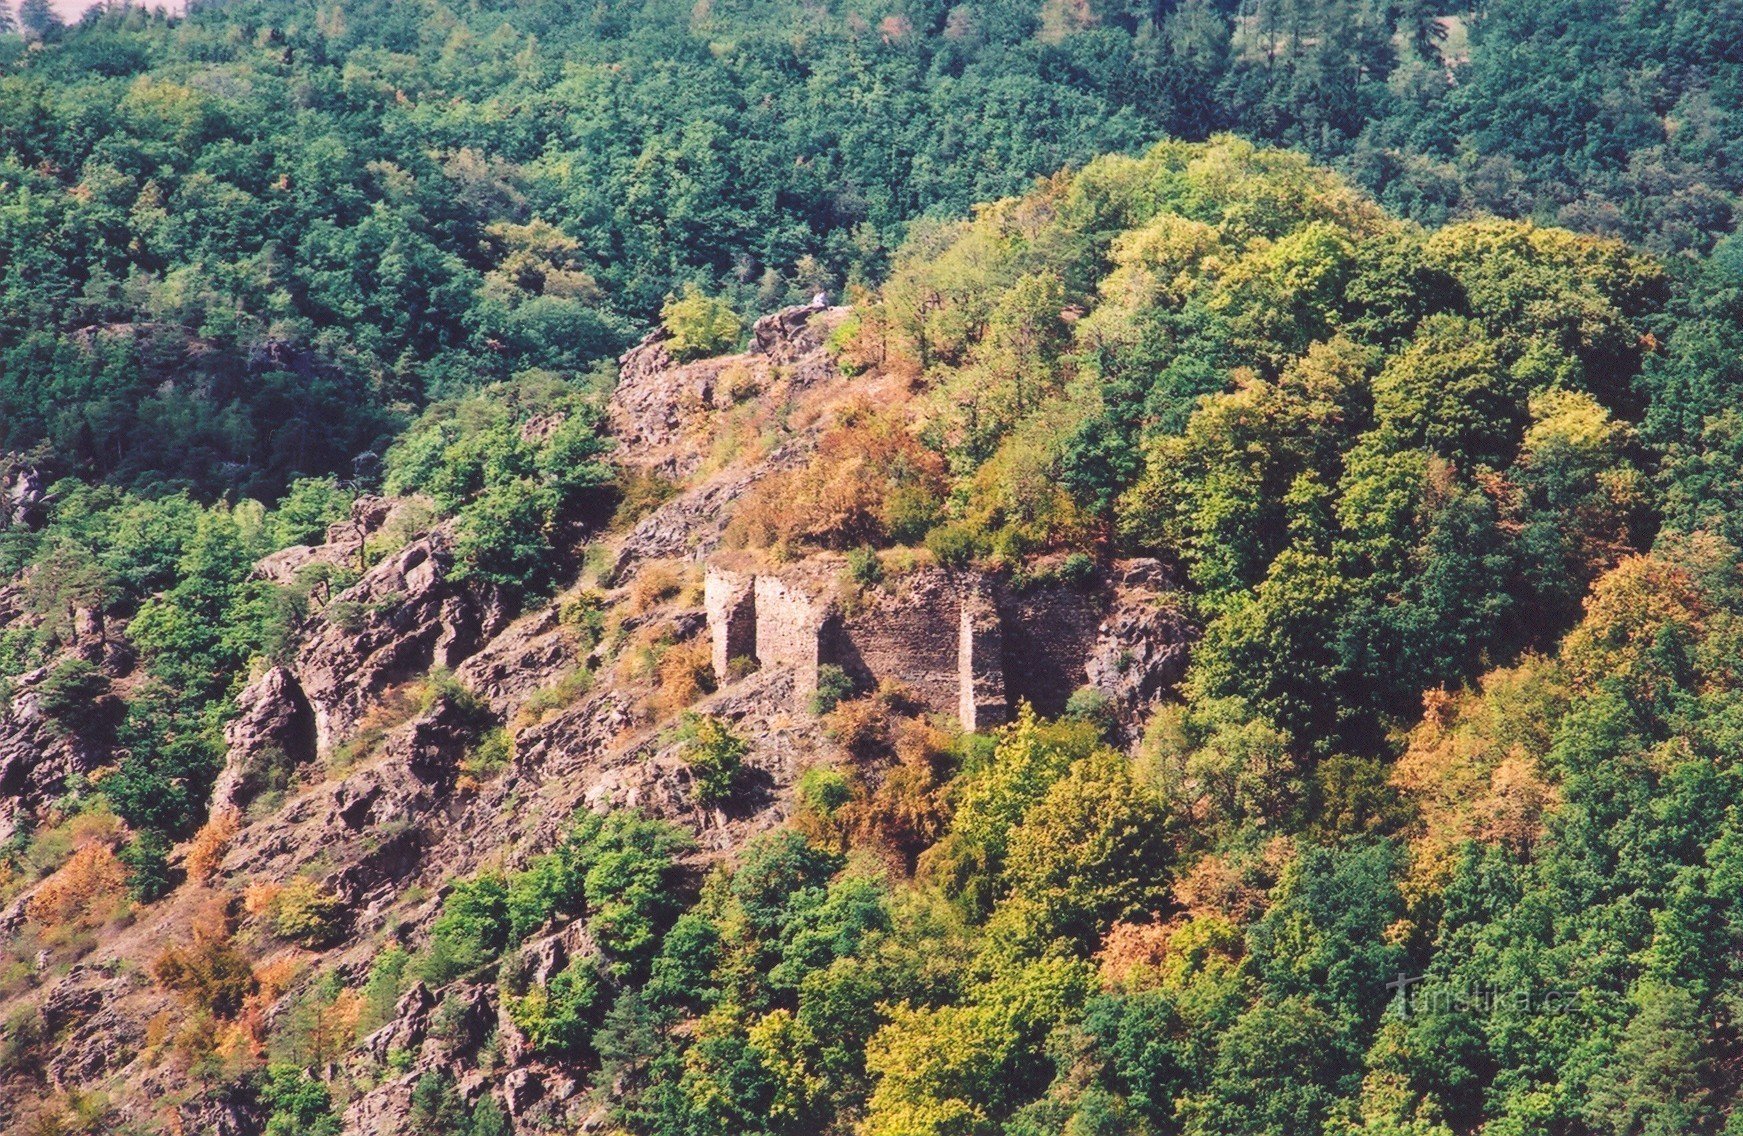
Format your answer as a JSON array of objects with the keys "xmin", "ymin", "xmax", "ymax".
[
  {"xmin": 609, "ymin": 304, "xmax": 849, "ymax": 478},
  {"xmin": 3, "ymin": 459, "xmax": 50, "ymax": 530},
  {"xmin": 0, "ymin": 681, "xmax": 112, "ymax": 846},
  {"xmin": 211, "ymin": 665, "xmax": 317, "ymax": 815},
  {"xmin": 253, "ymin": 495, "xmax": 404, "ymax": 587},
  {"xmin": 1084, "ymin": 561, "xmax": 1197, "ymax": 741},
  {"xmin": 609, "ymin": 448, "xmax": 811, "ymax": 582},
  {"xmin": 291, "ymin": 528, "xmax": 508, "ymax": 755},
  {"xmin": 454, "ymin": 605, "xmax": 578, "ymax": 718},
  {"xmin": 38, "ymin": 965, "xmax": 145, "ymax": 1090}
]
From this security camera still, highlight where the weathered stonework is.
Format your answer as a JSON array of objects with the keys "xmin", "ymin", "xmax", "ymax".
[
  {"xmin": 704, "ymin": 567, "xmax": 756, "ymax": 681},
  {"xmin": 957, "ymin": 583, "xmax": 1007, "ymax": 731},
  {"xmin": 753, "ymin": 574, "xmax": 827, "ymax": 701},
  {"xmin": 704, "ymin": 558, "xmax": 1190, "ymax": 730}
]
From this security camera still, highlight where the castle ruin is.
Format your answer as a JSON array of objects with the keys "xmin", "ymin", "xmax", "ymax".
[{"xmin": 705, "ymin": 558, "xmax": 1189, "ymax": 731}]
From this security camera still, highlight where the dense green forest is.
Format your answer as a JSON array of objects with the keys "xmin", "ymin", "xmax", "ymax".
[
  {"xmin": 0, "ymin": 0, "xmax": 1741, "ymax": 500},
  {"xmin": 7, "ymin": 0, "xmax": 1743, "ymax": 1134}
]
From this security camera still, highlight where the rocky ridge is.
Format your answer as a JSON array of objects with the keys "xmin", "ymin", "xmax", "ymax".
[{"xmin": 0, "ymin": 304, "xmax": 1195, "ymax": 1134}]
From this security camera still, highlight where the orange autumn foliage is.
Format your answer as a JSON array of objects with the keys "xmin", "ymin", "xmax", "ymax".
[
  {"xmin": 726, "ymin": 405, "xmax": 946, "ymax": 552},
  {"xmin": 1561, "ymin": 552, "xmax": 1708, "ymax": 705},
  {"xmin": 26, "ymin": 843, "xmax": 128, "ymax": 927},
  {"xmin": 153, "ymin": 904, "xmax": 257, "ymax": 1020},
  {"xmin": 186, "ymin": 810, "xmax": 241, "ymax": 884},
  {"xmin": 1393, "ymin": 660, "xmax": 1567, "ymax": 907}
]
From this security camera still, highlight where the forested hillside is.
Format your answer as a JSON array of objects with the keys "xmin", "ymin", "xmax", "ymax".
[
  {"xmin": 4, "ymin": 1, "xmax": 1743, "ymax": 1135},
  {"xmin": 0, "ymin": 0, "xmax": 1740, "ymax": 500}
]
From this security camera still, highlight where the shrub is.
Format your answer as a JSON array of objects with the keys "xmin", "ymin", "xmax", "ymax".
[
  {"xmin": 451, "ymin": 478, "xmax": 563, "ymax": 599},
  {"xmin": 462, "ymin": 728, "xmax": 515, "ymax": 780},
  {"xmin": 576, "ymin": 810, "xmax": 695, "ymax": 975},
  {"xmin": 153, "ymin": 916, "xmax": 256, "ymax": 1019},
  {"xmin": 557, "ymin": 589, "xmax": 608, "ymax": 649},
  {"xmin": 611, "ymin": 469, "xmax": 680, "ymax": 530},
  {"xmin": 810, "ymin": 665, "xmax": 857, "ymax": 716},
  {"xmin": 119, "ymin": 831, "xmax": 174, "ymax": 902},
  {"xmin": 357, "ymin": 946, "xmax": 411, "ymax": 1038},
  {"xmin": 925, "ymin": 522, "xmax": 984, "ymax": 569},
  {"xmin": 187, "ymin": 810, "xmax": 242, "ymax": 884},
  {"xmin": 674, "ymin": 713, "xmax": 748, "ymax": 805},
  {"xmin": 260, "ymin": 1064, "xmax": 342, "ymax": 1136},
  {"xmin": 269, "ymin": 478, "xmax": 355, "ymax": 548},
  {"xmin": 660, "ymin": 284, "xmax": 743, "ymax": 361},
  {"xmin": 651, "ymin": 641, "xmax": 715, "ymax": 717},
  {"xmin": 36, "ymin": 658, "xmax": 120, "ymax": 739},
  {"xmin": 884, "ymin": 484, "xmax": 943, "ymax": 545},
  {"xmin": 269, "ymin": 878, "xmax": 346, "ymax": 948},
  {"xmin": 1064, "ymin": 687, "xmax": 1115, "ymax": 732},
  {"xmin": 417, "ymin": 873, "xmax": 512, "ymax": 985},
  {"xmin": 798, "ymin": 767, "xmax": 855, "ymax": 816},
  {"xmin": 628, "ymin": 562, "xmax": 683, "ymax": 613},
  {"xmin": 846, "ymin": 547, "xmax": 884, "ymax": 586},
  {"xmin": 825, "ymin": 695, "xmax": 892, "ymax": 757},
  {"xmin": 506, "ymin": 848, "xmax": 585, "ymax": 944},
  {"xmin": 0, "ymin": 1008, "xmax": 44, "ymax": 1076},
  {"xmin": 26, "ymin": 842, "xmax": 129, "ymax": 927},
  {"xmin": 1058, "ymin": 551, "xmax": 1096, "ymax": 587},
  {"xmin": 507, "ymin": 957, "xmax": 604, "ymax": 1057}
]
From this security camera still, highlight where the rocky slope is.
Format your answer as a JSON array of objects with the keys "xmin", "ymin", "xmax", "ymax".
[{"xmin": 0, "ymin": 306, "xmax": 1194, "ymax": 1134}]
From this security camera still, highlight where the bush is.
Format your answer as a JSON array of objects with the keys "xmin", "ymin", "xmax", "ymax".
[
  {"xmin": 358, "ymin": 946, "xmax": 411, "ymax": 1038},
  {"xmin": 798, "ymin": 766, "xmax": 855, "ymax": 816},
  {"xmin": 628, "ymin": 562, "xmax": 684, "ymax": 613},
  {"xmin": 153, "ymin": 917, "xmax": 257, "ymax": 1019},
  {"xmin": 0, "ymin": 1008, "xmax": 44, "ymax": 1076},
  {"xmin": 462, "ymin": 728, "xmax": 515, "ymax": 780},
  {"xmin": 846, "ymin": 547, "xmax": 884, "ymax": 586},
  {"xmin": 810, "ymin": 664, "xmax": 857, "ymax": 716},
  {"xmin": 1064, "ymin": 687, "xmax": 1116, "ymax": 734},
  {"xmin": 269, "ymin": 878, "xmax": 346, "ymax": 948},
  {"xmin": 417, "ymin": 874, "xmax": 511, "ymax": 984},
  {"xmin": 260, "ymin": 1065, "xmax": 342, "ymax": 1136},
  {"xmin": 507, "ymin": 957, "xmax": 605, "ymax": 1057},
  {"xmin": 825, "ymin": 694, "xmax": 893, "ymax": 758},
  {"xmin": 660, "ymin": 284, "xmax": 743, "ymax": 361},
  {"xmin": 506, "ymin": 848, "xmax": 585, "ymax": 944},
  {"xmin": 451, "ymin": 478, "xmax": 563, "ymax": 599},
  {"xmin": 26, "ymin": 841, "xmax": 129, "ymax": 927},
  {"xmin": 925, "ymin": 522, "xmax": 984, "ymax": 569},
  {"xmin": 674, "ymin": 713, "xmax": 748, "ymax": 805},
  {"xmin": 119, "ymin": 831, "xmax": 174, "ymax": 902},
  {"xmin": 557, "ymin": 589, "xmax": 608, "ymax": 649},
  {"xmin": 187, "ymin": 809, "xmax": 242, "ymax": 883},
  {"xmin": 651, "ymin": 640, "xmax": 716, "ymax": 717},
  {"xmin": 36, "ymin": 657, "xmax": 120, "ymax": 739},
  {"xmin": 1058, "ymin": 551, "xmax": 1096, "ymax": 587},
  {"xmin": 269, "ymin": 477, "xmax": 355, "ymax": 548}
]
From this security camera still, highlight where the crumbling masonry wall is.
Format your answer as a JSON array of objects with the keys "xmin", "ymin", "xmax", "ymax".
[
  {"xmin": 826, "ymin": 571, "xmax": 965, "ymax": 720},
  {"xmin": 705, "ymin": 562, "xmax": 1165, "ymax": 729},
  {"xmin": 704, "ymin": 568, "xmax": 756, "ymax": 682},
  {"xmin": 751, "ymin": 574, "xmax": 826, "ymax": 702}
]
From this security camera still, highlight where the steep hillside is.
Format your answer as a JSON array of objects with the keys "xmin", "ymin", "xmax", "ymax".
[
  {"xmin": 0, "ymin": 298, "xmax": 1192, "ymax": 1133},
  {"xmin": 7, "ymin": 134, "xmax": 1743, "ymax": 1136}
]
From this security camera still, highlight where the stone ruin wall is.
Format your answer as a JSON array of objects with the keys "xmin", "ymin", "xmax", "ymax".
[
  {"xmin": 998, "ymin": 586, "xmax": 1107, "ymax": 717},
  {"xmin": 704, "ymin": 568, "xmax": 756, "ymax": 682},
  {"xmin": 705, "ymin": 560, "xmax": 1181, "ymax": 731},
  {"xmin": 825, "ymin": 570, "xmax": 966, "ymax": 720},
  {"xmin": 751, "ymin": 574, "xmax": 826, "ymax": 701}
]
